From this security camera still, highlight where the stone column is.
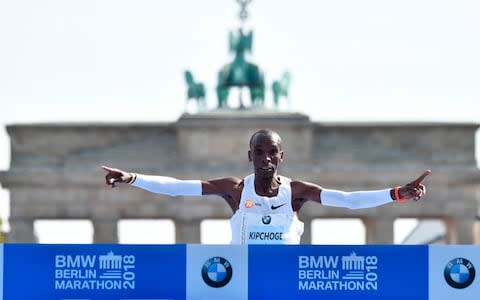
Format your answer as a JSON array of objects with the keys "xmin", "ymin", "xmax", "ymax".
[
  {"xmin": 474, "ymin": 221, "xmax": 480, "ymax": 244},
  {"xmin": 300, "ymin": 217, "xmax": 312, "ymax": 244},
  {"xmin": 445, "ymin": 218, "xmax": 475, "ymax": 244},
  {"xmin": 444, "ymin": 219, "xmax": 454, "ymax": 244},
  {"xmin": 175, "ymin": 219, "xmax": 201, "ymax": 244},
  {"xmin": 363, "ymin": 218, "xmax": 394, "ymax": 244},
  {"xmin": 93, "ymin": 219, "xmax": 118, "ymax": 243},
  {"xmin": 7, "ymin": 218, "xmax": 36, "ymax": 242}
]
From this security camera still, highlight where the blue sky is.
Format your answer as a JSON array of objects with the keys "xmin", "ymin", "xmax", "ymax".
[
  {"xmin": 0, "ymin": 0, "xmax": 479, "ymax": 241},
  {"xmin": 2, "ymin": 0, "xmax": 479, "ymax": 168},
  {"xmin": 1, "ymin": 1, "xmax": 479, "ymax": 132}
]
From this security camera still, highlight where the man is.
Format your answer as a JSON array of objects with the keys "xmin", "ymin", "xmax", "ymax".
[{"xmin": 103, "ymin": 129, "xmax": 430, "ymax": 244}]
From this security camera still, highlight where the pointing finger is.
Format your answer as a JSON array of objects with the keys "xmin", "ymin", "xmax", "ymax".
[
  {"xmin": 101, "ymin": 165, "xmax": 115, "ymax": 173},
  {"xmin": 409, "ymin": 169, "xmax": 431, "ymax": 187}
]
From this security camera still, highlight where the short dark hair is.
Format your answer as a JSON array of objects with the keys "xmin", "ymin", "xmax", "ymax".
[{"xmin": 249, "ymin": 129, "xmax": 282, "ymax": 149}]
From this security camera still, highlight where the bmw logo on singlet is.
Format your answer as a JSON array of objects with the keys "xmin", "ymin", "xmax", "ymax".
[{"xmin": 262, "ymin": 215, "xmax": 272, "ymax": 225}]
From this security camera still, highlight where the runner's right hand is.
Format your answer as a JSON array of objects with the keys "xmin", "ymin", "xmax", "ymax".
[{"xmin": 101, "ymin": 165, "xmax": 133, "ymax": 188}]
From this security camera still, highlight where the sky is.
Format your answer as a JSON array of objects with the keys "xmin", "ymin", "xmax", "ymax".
[{"xmin": 0, "ymin": 0, "xmax": 479, "ymax": 243}]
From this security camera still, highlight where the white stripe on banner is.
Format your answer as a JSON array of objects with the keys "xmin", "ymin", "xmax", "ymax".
[
  {"xmin": 0, "ymin": 244, "xmax": 3, "ymax": 300},
  {"xmin": 428, "ymin": 245, "xmax": 480, "ymax": 300},
  {"xmin": 186, "ymin": 244, "xmax": 248, "ymax": 300}
]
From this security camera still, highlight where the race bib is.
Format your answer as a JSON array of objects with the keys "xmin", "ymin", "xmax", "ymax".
[{"xmin": 241, "ymin": 213, "xmax": 290, "ymax": 245}]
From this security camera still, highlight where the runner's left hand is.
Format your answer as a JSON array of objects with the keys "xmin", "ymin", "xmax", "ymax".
[{"xmin": 399, "ymin": 170, "xmax": 431, "ymax": 201}]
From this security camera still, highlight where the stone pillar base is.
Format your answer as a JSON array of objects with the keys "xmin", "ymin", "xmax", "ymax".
[
  {"xmin": 93, "ymin": 219, "xmax": 118, "ymax": 243},
  {"xmin": 445, "ymin": 219, "xmax": 475, "ymax": 244},
  {"xmin": 175, "ymin": 220, "xmax": 201, "ymax": 244},
  {"xmin": 7, "ymin": 218, "xmax": 36, "ymax": 243},
  {"xmin": 363, "ymin": 218, "xmax": 394, "ymax": 244}
]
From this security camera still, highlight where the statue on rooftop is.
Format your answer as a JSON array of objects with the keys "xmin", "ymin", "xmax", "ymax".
[
  {"xmin": 183, "ymin": 0, "xmax": 291, "ymax": 111},
  {"xmin": 272, "ymin": 71, "xmax": 291, "ymax": 108},
  {"xmin": 216, "ymin": 29, "xmax": 265, "ymax": 108},
  {"xmin": 184, "ymin": 70, "xmax": 207, "ymax": 111}
]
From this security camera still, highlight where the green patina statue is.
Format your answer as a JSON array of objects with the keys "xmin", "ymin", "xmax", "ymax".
[
  {"xmin": 216, "ymin": 29, "xmax": 265, "ymax": 108},
  {"xmin": 184, "ymin": 70, "xmax": 207, "ymax": 111},
  {"xmin": 272, "ymin": 71, "xmax": 291, "ymax": 107},
  {"xmin": 183, "ymin": 0, "xmax": 291, "ymax": 111}
]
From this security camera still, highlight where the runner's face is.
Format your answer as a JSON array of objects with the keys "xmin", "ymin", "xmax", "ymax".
[{"xmin": 249, "ymin": 134, "xmax": 283, "ymax": 178}]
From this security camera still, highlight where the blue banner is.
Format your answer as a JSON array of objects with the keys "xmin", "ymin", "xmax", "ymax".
[
  {"xmin": 248, "ymin": 245, "xmax": 429, "ymax": 300},
  {"xmin": 1, "ymin": 244, "xmax": 479, "ymax": 299},
  {"xmin": 3, "ymin": 244, "xmax": 186, "ymax": 300},
  {"xmin": 0, "ymin": 244, "xmax": 3, "ymax": 300}
]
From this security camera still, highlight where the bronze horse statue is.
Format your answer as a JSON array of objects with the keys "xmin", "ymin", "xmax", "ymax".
[
  {"xmin": 216, "ymin": 29, "xmax": 265, "ymax": 108},
  {"xmin": 184, "ymin": 70, "xmax": 207, "ymax": 110},
  {"xmin": 272, "ymin": 71, "xmax": 291, "ymax": 108}
]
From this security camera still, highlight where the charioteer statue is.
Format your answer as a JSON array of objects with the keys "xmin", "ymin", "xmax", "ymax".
[{"xmin": 184, "ymin": 0, "xmax": 291, "ymax": 111}]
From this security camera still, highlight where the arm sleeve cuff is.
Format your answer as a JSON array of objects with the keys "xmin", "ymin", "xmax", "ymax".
[
  {"xmin": 320, "ymin": 188, "xmax": 393, "ymax": 209},
  {"xmin": 132, "ymin": 174, "xmax": 202, "ymax": 196}
]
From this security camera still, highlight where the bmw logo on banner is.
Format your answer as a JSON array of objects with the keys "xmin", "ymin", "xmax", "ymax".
[
  {"xmin": 443, "ymin": 257, "xmax": 475, "ymax": 289},
  {"xmin": 201, "ymin": 256, "xmax": 233, "ymax": 288},
  {"xmin": 187, "ymin": 245, "xmax": 248, "ymax": 300},
  {"xmin": 429, "ymin": 245, "xmax": 480, "ymax": 300}
]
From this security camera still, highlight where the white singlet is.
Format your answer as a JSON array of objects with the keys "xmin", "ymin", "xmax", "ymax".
[{"xmin": 230, "ymin": 174, "xmax": 304, "ymax": 245}]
